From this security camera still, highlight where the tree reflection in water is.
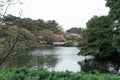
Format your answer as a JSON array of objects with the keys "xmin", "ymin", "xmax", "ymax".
[
  {"xmin": 31, "ymin": 54, "xmax": 58, "ymax": 70},
  {"xmin": 7, "ymin": 53, "xmax": 58, "ymax": 70},
  {"xmin": 78, "ymin": 59, "xmax": 120, "ymax": 74}
]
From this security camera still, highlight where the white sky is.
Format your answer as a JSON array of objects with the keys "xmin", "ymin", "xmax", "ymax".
[{"xmin": 7, "ymin": 0, "xmax": 109, "ymax": 30}]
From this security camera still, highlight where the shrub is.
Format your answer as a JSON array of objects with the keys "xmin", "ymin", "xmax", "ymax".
[{"xmin": 0, "ymin": 67, "xmax": 120, "ymax": 80}]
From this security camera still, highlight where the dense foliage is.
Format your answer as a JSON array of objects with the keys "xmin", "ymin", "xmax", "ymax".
[
  {"xmin": 2, "ymin": 14, "xmax": 63, "ymax": 35},
  {"xmin": 39, "ymin": 29, "xmax": 55, "ymax": 44},
  {"xmin": 79, "ymin": 16, "xmax": 114, "ymax": 58},
  {"xmin": 0, "ymin": 14, "xmax": 64, "ymax": 66},
  {"xmin": 106, "ymin": 0, "xmax": 120, "ymax": 57},
  {"xmin": 66, "ymin": 27, "xmax": 85, "ymax": 35},
  {"xmin": 0, "ymin": 67, "xmax": 120, "ymax": 80},
  {"xmin": 79, "ymin": 0, "xmax": 120, "ymax": 60},
  {"xmin": 106, "ymin": 0, "xmax": 120, "ymax": 21}
]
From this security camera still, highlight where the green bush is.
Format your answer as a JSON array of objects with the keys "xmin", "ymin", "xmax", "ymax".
[
  {"xmin": 63, "ymin": 41, "xmax": 74, "ymax": 47},
  {"xmin": 0, "ymin": 67, "xmax": 120, "ymax": 80}
]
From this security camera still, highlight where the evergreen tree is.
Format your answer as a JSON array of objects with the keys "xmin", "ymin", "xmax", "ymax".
[
  {"xmin": 80, "ymin": 0, "xmax": 120, "ymax": 60},
  {"xmin": 80, "ymin": 16, "xmax": 114, "ymax": 58}
]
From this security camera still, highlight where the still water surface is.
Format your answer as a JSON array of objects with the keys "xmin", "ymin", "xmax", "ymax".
[
  {"xmin": 8, "ymin": 47, "xmax": 120, "ymax": 74},
  {"xmin": 8, "ymin": 47, "xmax": 91, "ymax": 72}
]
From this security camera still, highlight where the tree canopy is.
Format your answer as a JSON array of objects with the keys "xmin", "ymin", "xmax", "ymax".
[
  {"xmin": 106, "ymin": 0, "xmax": 120, "ymax": 21},
  {"xmin": 79, "ymin": 16, "xmax": 114, "ymax": 58},
  {"xmin": 39, "ymin": 29, "xmax": 55, "ymax": 44},
  {"xmin": 0, "ymin": 13, "xmax": 65, "ymax": 66},
  {"xmin": 79, "ymin": 0, "xmax": 120, "ymax": 60},
  {"xmin": 66, "ymin": 27, "xmax": 84, "ymax": 35},
  {"xmin": 2, "ymin": 14, "xmax": 64, "ymax": 35}
]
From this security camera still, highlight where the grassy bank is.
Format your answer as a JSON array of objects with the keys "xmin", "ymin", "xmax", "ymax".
[{"xmin": 0, "ymin": 68, "xmax": 120, "ymax": 80}]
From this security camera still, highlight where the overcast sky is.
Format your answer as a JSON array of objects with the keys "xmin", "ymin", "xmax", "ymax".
[{"xmin": 7, "ymin": 0, "xmax": 109, "ymax": 30}]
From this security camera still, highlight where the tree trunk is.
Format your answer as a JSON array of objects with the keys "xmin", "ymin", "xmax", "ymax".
[{"xmin": 0, "ymin": 35, "xmax": 19, "ymax": 66}]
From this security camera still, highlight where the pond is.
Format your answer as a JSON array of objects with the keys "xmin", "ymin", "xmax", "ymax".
[
  {"xmin": 7, "ymin": 47, "xmax": 91, "ymax": 72},
  {"xmin": 7, "ymin": 47, "xmax": 120, "ymax": 74}
]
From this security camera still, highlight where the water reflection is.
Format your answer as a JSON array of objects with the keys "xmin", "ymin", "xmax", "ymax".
[
  {"xmin": 8, "ymin": 47, "xmax": 87, "ymax": 72},
  {"xmin": 7, "ymin": 47, "xmax": 120, "ymax": 74},
  {"xmin": 8, "ymin": 54, "xmax": 58, "ymax": 70},
  {"xmin": 78, "ymin": 59, "xmax": 120, "ymax": 74}
]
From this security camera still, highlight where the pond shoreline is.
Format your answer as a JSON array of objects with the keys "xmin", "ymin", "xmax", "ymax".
[{"xmin": 7, "ymin": 47, "xmax": 120, "ymax": 74}]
